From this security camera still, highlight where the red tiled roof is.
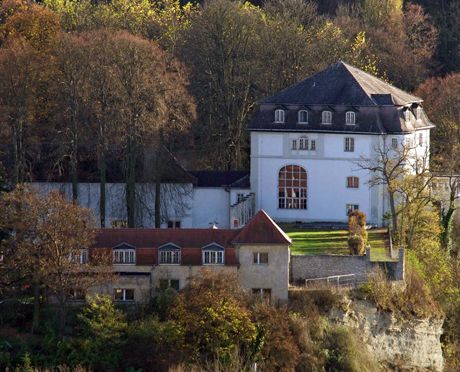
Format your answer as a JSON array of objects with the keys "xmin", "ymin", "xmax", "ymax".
[
  {"xmin": 232, "ymin": 210, "xmax": 292, "ymax": 245},
  {"xmin": 92, "ymin": 210, "xmax": 290, "ymax": 266}
]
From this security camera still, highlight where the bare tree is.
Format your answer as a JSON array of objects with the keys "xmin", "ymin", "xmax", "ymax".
[{"xmin": 357, "ymin": 136, "xmax": 432, "ymax": 239}]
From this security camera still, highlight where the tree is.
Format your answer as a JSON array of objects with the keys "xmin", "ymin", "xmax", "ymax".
[
  {"xmin": 168, "ymin": 270, "xmax": 257, "ymax": 366},
  {"xmin": 108, "ymin": 31, "xmax": 194, "ymax": 227},
  {"xmin": 76, "ymin": 295, "xmax": 128, "ymax": 370},
  {"xmin": 0, "ymin": 39, "xmax": 40, "ymax": 184},
  {"xmin": 357, "ymin": 138, "xmax": 431, "ymax": 240},
  {"xmin": 0, "ymin": 187, "xmax": 112, "ymax": 334}
]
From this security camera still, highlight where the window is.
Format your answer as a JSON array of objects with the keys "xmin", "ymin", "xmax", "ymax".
[
  {"xmin": 253, "ymin": 252, "xmax": 268, "ymax": 264},
  {"xmin": 113, "ymin": 244, "xmax": 136, "ymax": 264},
  {"xmin": 346, "ymin": 204, "xmax": 359, "ymax": 216},
  {"xmin": 167, "ymin": 220, "xmax": 181, "ymax": 228},
  {"xmin": 278, "ymin": 165, "xmax": 307, "ymax": 209},
  {"xmin": 298, "ymin": 110, "xmax": 308, "ymax": 124},
  {"xmin": 159, "ymin": 279, "xmax": 180, "ymax": 291},
  {"xmin": 111, "ymin": 220, "xmax": 127, "ymax": 228},
  {"xmin": 344, "ymin": 137, "xmax": 355, "ymax": 152},
  {"xmin": 237, "ymin": 193, "xmax": 245, "ymax": 203},
  {"xmin": 418, "ymin": 132, "xmax": 424, "ymax": 147},
  {"xmin": 404, "ymin": 109, "xmax": 411, "ymax": 122},
  {"xmin": 70, "ymin": 249, "xmax": 88, "ymax": 264},
  {"xmin": 416, "ymin": 106, "xmax": 422, "ymax": 120},
  {"xmin": 391, "ymin": 137, "xmax": 398, "ymax": 149},
  {"xmin": 310, "ymin": 140, "xmax": 316, "ymax": 151},
  {"xmin": 114, "ymin": 288, "xmax": 134, "ymax": 302},
  {"xmin": 345, "ymin": 111, "xmax": 355, "ymax": 125},
  {"xmin": 159, "ymin": 244, "xmax": 181, "ymax": 264},
  {"xmin": 68, "ymin": 289, "xmax": 85, "ymax": 301},
  {"xmin": 347, "ymin": 176, "xmax": 359, "ymax": 188},
  {"xmin": 292, "ymin": 139, "xmax": 297, "ymax": 150},
  {"xmin": 299, "ymin": 136, "xmax": 308, "ymax": 150},
  {"xmin": 202, "ymin": 243, "xmax": 224, "ymax": 264},
  {"xmin": 252, "ymin": 288, "xmax": 271, "ymax": 301},
  {"xmin": 274, "ymin": 109, "xmax": 285, "ymax": 123},
  {"xmin": 322, "ymin": 110, "xmax": 332, "ymax": 124}
]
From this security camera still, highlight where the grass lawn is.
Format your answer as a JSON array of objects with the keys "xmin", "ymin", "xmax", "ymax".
[{"xmin": 281, "ymin": 225, "xmax": 394, "ymax": 262}]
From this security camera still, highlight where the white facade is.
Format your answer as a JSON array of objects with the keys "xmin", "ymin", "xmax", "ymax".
[{"xmin": 250, "ymin": 130, "xmax": 430, "ymax": 226}]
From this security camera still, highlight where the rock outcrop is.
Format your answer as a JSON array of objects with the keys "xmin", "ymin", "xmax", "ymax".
[{"xmin": 329, "ymin": 299, "xmax": 444, "ymax": 371}]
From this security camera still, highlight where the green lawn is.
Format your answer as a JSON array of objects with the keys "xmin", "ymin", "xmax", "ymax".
[{"xmin": 281, "ymin": 225, "xmax": 394, "ymax": 262}]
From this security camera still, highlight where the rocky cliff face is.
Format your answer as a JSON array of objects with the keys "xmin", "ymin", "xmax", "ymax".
[{"xmin": 329, "ymin": 299, "xmax": 444, "ymax": 371}]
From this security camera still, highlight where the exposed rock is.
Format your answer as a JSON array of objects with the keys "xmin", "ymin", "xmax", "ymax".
[{"xmin": 329, "ymin": 299, "xmax": 444, "ymax": 371}]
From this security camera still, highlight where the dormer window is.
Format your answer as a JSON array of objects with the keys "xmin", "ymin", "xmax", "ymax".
[
  {"xmin": 404, "ymin": 108, "xmax": 411, "ymax": 122},
  {"xmin": 202, "ymin": 243, "xmax": 224, "ymax": 265},
  {"xmin": 345, "ymin": 111, "xmax": 355, "ymax": 125},
  {"xmin": 274, "ymin": 109, "xmax": 285, "ymax": 123},
  {"xmin": 298, "ymin": 110, "xmax": 308, "ymax": 124},
  {"xmin": 159, "ymin": 243, "xmax": 181, "ymax": 264},
  {"xmin": 416, "ymin": 106, "xmax": 422, "ymax": 120},
  {"xmin": 322, "ymin": 110, "xmax": 332, "ymax": 124},
  {"xmin": 113, "ymin": 243, "xmax": 136, "ymax": 264}
]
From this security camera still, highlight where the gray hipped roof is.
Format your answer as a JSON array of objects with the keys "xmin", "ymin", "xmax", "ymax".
[
  {"xmin": 249, "ymin": 61, "xmax": 434, "ymax": 135},
  {"xmin": 262, "ymin": 61, "xmax": 422, "ymax": 106}
]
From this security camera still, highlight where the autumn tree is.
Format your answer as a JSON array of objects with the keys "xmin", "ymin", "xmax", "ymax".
[
  {"xmin": 107, "ymin": 31, "xmax": 194, "ymax": 227},
  {"xmin": 169, "ymin": 270, "xmax": 258, "ymax": 366},
  {"xmin": 0, "ymin": 187, "xmax": 112, "ymax": 334}
]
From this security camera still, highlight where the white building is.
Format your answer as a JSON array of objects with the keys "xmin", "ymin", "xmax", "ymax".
[
  {"xmin": 30, "ymin": 62, "xmax": 434, "ymax": 228},
  {"xmin": 248, "ymin": 61, "xmax": 434, "ymax": 226}
]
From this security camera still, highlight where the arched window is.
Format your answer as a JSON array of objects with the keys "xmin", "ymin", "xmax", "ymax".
[
  {"xmin": 274, "ymin": 109, "xmax": 285, "ymax": 123},
  {"xmin": 346, "ymin": 176, "xmax": 359, "ymax": 188},
  {"xmin": 322, "ymin": 110, "xmax": 332, "ymax": 124},
  {"xmin": 298, "ymin": 110, "xmax": 308, "ymax": 124},
  {"xmin": 345, "ymin": 111, "xmax": 355, "ymax": 125},
  {"xmin": 299, "ymin": 136, "xmax": 308, "ymax": 150},
  {"xmin": 278, "ymin": 165, "xmax": 307, "ymax": 209}
]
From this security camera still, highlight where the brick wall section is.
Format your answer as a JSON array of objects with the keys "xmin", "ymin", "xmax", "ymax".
[{"xmin": 291, "ymin": 248, "xmax": 405, "ymax": 284}]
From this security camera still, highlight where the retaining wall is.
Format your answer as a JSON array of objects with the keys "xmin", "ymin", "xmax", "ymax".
[{"xmin": 290, "ymin": 248, "xmax": 404, "ymax": 284}]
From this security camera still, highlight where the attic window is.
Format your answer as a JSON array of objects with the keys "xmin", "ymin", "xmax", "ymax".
[
  {"xmin": 322, "ymin": 111, "xmax": 332, "ymax": 124},
  {"xmin": 202, "ymin": 243, "xmax": 224, "ymax": 265},
  {"xmin": 345, "ymin": 111, "xmax": 355, "ymax": 125},
  {"xmin": 113, "ymin": 243, "xmax": 136, "ymax": 264},
  {"xmin": 159, "ymin": 243, "xmax": 181, "ymax": 264},
  {"xmin": 416, "ymin": 106, "xmax": 422, "ymax": 120},
  {"xmin": 274, "ymin": 109, "xmax": 285, "ymax": 123},
  {"xmin": 298, "ymin": 110, "xmax": 308, "ymax": 124},
  {"xmin": 404, "ymin": 109, "xmax": 411, "ymax": 122}
]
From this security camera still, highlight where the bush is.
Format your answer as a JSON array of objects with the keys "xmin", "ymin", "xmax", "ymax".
[
  {"xmin": 348, "ymin": 210, "xmax": 368, "ymax": 255},
  {"xmin": 122, "ymin": 316, "xmax": 185, "ymax": 371},
  {"xmin": 324, "ymin": 326, "xmax": 377, "ymax": 372},
  {"xmin": 359, "ymin": 267, "xmax": 441, "ymax": 319}
]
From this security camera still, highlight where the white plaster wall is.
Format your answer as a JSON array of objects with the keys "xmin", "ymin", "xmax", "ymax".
[
  {"xmin": 251, "ymin": 132, "xmax": 379, "ymax": 224},
  {"xmin": 192, "ymin": 188, "xmax": 230, "ymax": 228},
  {"xmin": 29, "ymin": 182, "xmax": 194, "ymax": 228},
  {"xmin": 230, "ymin": 188, "xmax": 252, "ymax": 205}
]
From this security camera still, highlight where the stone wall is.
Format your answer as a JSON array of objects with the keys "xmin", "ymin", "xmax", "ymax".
[{"xmin": 290, "ymin": 248, "xmax": 404, "ymax": 284}]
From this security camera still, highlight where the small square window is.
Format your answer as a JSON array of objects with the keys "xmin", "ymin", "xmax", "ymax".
[
  {"xmin": 253, "ymin": 252, "xmax": 268, "ymax": 264},
  {"xmin": 344, "ymin": 137, "xmax": 355, "ymax": 152},
  {"xmin": 391, "ymin": 138, "xmax": 398, "ymax": 149}
]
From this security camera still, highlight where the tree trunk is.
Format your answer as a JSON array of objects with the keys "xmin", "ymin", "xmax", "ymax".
[
  {"xmin": 388, "ymin": 191, "xmax": 398, "ymax": 235},
  {"xmin": 126, "ymin": 135, "xmax": 136, "ymax": 228},
  {"xmin": 155, "ymin": 173, "xmax": 161, "ymax": 228},
  {"xmin": 70, "ymin": 125, "xmax": 79, "ymax": 202},
  {"xmin": 99, "ymin": 151, "xmax": 106, "ymax": 228},
  {"xmin": 31, "ymin": 280, "xmax": 40, "ymax": 334}
]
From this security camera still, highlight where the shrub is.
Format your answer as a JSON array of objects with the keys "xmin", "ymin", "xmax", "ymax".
[
  {"xmin": 122, "ymin": 316, "xmax": 185, "ymax": 371},
  {"xmin": 324, "ymin": 326, "xmax": 377, "ymax": 372},
  {"xmin": 252, "ymin": 303, "xmax": 300, "ymax": 371},
  {"xmin": 348, "ymin": 210, "xmax": 368, "ymax": 254}
]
